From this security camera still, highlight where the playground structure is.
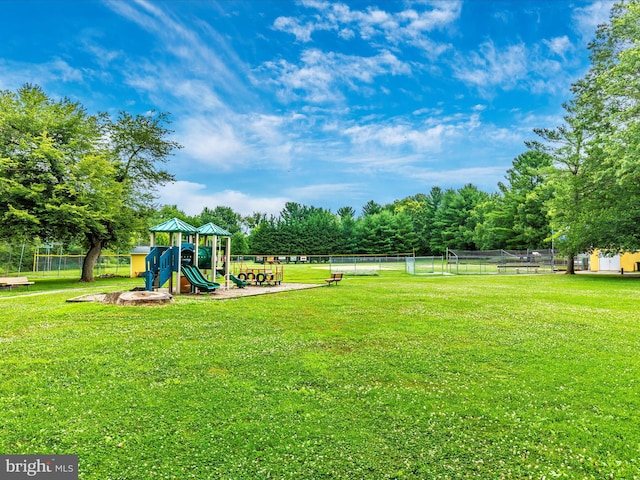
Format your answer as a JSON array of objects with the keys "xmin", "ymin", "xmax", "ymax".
[{"xmin": 144, "ymin": 218, "xmax": 242, "ymax": 294}]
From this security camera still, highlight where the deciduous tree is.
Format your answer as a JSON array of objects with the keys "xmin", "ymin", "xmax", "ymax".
[{"xmin": 0, "ymin": 84, "xmax": 180, "ymax": 282}]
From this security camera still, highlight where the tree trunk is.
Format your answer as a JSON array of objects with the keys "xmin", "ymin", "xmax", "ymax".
[
  {"xmin": 81, "ymin": 237, "xmax": 103, "ymax": 282},
  {"xmin": 566, "ymin": 252, "xmax": 576, "ymax": 275}
]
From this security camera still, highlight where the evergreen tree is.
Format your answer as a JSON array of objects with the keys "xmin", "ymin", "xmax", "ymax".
[
  {"xmin": 477, "ymin": 151, "xmax": 553, "ymax": 249},
  {"xmin": 432, "ymin": 185, "xmax": 488, "ymax": 253}
]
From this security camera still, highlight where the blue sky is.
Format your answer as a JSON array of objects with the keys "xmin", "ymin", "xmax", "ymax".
[{"xmin": 0, "ymin": 0, "xmax": 613, "ymax": 217}]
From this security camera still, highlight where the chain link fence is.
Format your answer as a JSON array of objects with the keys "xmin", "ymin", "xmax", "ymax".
[
  {"xmin": 405, "ymin": 256, "xmax": 445, "ymax": 275},
  {"xmin": 32, "ymin": 254, "xmax": 131, "ymax": 278},
  {"xmin": 1, "ymin": 243, "xmax": 131, "ymax": 277},
  {"xmin": 445, "ymin": 249, "xmax": 557, "ymax": 274},
  {"xmin": 329, "ymin": 255, "xmax": 410, "ymax": 275}
]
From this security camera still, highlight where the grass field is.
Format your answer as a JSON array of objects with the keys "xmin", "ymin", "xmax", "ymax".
[{"xmin": 1, "ymin": 268, "xmax": 639, "ymax": 479}]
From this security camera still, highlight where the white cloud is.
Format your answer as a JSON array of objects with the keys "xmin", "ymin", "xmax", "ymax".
[
  {"xmin": 573, "ymin": 0, "xmax": 615, "ymax": 43},
  {"xmin": 104, "ymin": 0, "xmax": 161, "ymax": 32},
  {"xmin": 486, "ymin": 126, "xmax": 524, "ymax": 144},
  {"xmin": 333, "ymin": 152, "xmax": 427, "ymax": 180},
  {"xmin": 171, "ymin": 79, "xmax": 225, "ymax": 111},
  {"xmin": 341, "ymin": 108, "xmax": 486, "ymax": 157},
  {"xmin": 396, "ymin": 2, "xmax": 462, "ymax": 34},
  {"xmin": 0, "ymin": 58, "xmax": 84, "ymax": 93},
  {"xmin": 259, "ymin": 56, "xmax": 340, "ymax": 103},
  {"xmin": 273, "ymin": 16, "xmax": 316, "ymax": 42},
  {"xmin": 338, "ymin": 28, "xmax": 355, "ymax": 40},
  {"xmin": 79, "ymin": 31, "xmax": 124, "ymax": 69},
  {"xmin": 273, "ymin": 0, "xmax": 460, "ymax": 54},
  {"xmin": 50, "ymin": 59, "xmax": 84, "ymax": 82},
  {"xmin": 343, "ymin": 122, "xmax": 453, "ymax": 152},
  {"xmin": 517, "ymin": 111, "xmax": 566, "ymax": 134},
  {"xmin": 177, "ymin": 117, "xmax": 248, "ymax": 169},
  {"xmin": 453, "ymin": 33, "xmax": 584, "ymax": 97},
  {"xmin": 104, "ymin": 2, "xmax": 303, "ymax": 174},
  {"xmin": 106, "ymin": 0, "xmax": 250, "ymax": 100},
  {"xmin": 453, "ymin": 40, "xmax": 529, "ymax": 92},
  {"xmin": 543, "ymin": 36, "xmax": 574, "ymax": 60},
  {"xmin": 158, "ymin": 181, "xmax": 289, "ymax": 217},
  {"xmin": 258, "ymin": 48, "xmax": 411, "ymax": 104},
  {"xmin": 174, "ymin": 111, "xmax": 298, "ymax": 172}
]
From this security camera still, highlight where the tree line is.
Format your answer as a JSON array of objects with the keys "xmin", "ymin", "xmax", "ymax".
[
  {"xmin": 1, "ymin": 1, "xmax": 637, "ymax": 279},
  {"xmin": 157, "ymin": 153, "xmax": 549, "ymax": 257}
]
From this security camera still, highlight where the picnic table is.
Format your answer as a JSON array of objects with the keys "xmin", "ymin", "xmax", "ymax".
[{"xmin": 0, "ymin": 276, "xmax": 35, "ymax": 290}]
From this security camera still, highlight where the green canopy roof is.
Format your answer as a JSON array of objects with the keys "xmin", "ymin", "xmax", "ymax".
[
  {"xmin": 197, "ymin": 222, "xmax": 232, "ymax": 237},
  {"xmin": 149, "ymin": 218, "xmax": 198, "ymax": 234}
]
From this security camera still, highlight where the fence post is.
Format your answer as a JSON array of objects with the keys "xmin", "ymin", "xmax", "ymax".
[
  {"xmin": 445, "ymin": 248, "xmax": 448, "ymax": 273},
  {"xmin": 18, "ymin": 242, "xmax": 26, "ymax": 274}
]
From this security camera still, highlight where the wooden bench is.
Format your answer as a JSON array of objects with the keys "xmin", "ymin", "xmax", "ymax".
[
  {"xmin": 325, "ymin": 272, "xmax": 343, "ymax": 286},
  {"xmin": 0, "ymin": 276, "xmax": 35, "ymax": 291}
]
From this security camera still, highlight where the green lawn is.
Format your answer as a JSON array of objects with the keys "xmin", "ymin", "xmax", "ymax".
[{"xmin": 1, "ymin": 270, "xmax": 639, "ymax": 479}]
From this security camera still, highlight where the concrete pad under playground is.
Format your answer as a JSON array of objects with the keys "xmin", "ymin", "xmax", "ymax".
[{"xmin": 199, "ymin": 282, "xmax": 323, "ymax": 300}]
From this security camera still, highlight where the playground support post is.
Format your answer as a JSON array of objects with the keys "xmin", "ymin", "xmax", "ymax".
[
  {"xmin": 212, "ymin": 235, "xmax": 218, "ymax": 280},
  {"xmin": 176, "ymin": 232, "xmax": 182, "ymax": 295},
  {"xmin": 225, "ymin": 236, "xmax": 230, "ymax": 289}
]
